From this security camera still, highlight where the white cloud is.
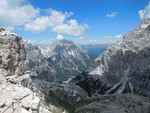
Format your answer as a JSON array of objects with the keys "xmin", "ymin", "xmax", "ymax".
[
  {"xmin": 74, "ymin": 35, "xmax": 123, "ymax": 45},
  {"xmin": 106, "ymin": 12, "xmax": 119, "ymax": 18},
  {"xmin": 52, "ymin": 19, "xmax": 88, "ymax": 36},
  {"xmin": 0, "ymin": 0, "xmax": 88, "ymax": 36},
  {"xmin": 139, "ymin": 2, "xmax": 150, "ymax": 19},
  {"xmin": 0, "ymin": 0, "xmax": 39, "ymax": 30},
  {"xmin": 115, "ymin": 34, "xmax": 123, "ymax": 38},
  {"xmin": 25, "ymin": 10, "xmax": 72, "ymax": 33},
  {"xmin": 24, "ymin": 9, "xmax": 87, "ymax": 36},
  {"xmin": 24, "ymin": 16, "xmax": 50, "ymax": 33},
  {"xmin": 56, "ymin": 34, "xmax": 64, "ymax": 40},
  {"xmin": 100, "ymin": 35, "xmax": 122, "ymax": 43}
]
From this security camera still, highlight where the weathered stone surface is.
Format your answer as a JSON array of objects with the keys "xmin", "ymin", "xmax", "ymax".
[
  {"xmin": 0, "ymin": 79, "xmax": 51, "ymax": 113},
  {"xmin": 0, "ymin": 29, "xmax": 51, "ymax": 113},
  {"xmin": 75, "ymin": 94, "xmax": 150, "ymax": 113},
  {"xmin": 32, "ymin": 79, "xmax": 89, "ymax": 107},
  {"xmin": 14, "ymin": 107, "xmax": 30, "ymax": 113},
  {"xmin": 0, "ymin": 102, "xmax": 5, "ymax": 108},
  {"xmin": 0, "ymin": 28, "xmax": 26, "ymax": 77},
  {"xmin": 74, "ymin": 19, "xmax": 150, "ymax": 96}
]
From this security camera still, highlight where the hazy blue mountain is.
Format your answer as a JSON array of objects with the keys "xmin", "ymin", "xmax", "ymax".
[{"xmin": 81, "ymin": 44, "xmax": 110, "ymax": 56}]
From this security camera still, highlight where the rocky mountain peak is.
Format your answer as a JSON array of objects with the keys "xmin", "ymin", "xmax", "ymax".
[
  {"xmin": 24, "ymin": 38, "xmax": 95, "ymax": 81},
  {"xmin": 0, "ymin": 28, "xmax": 5, "ymax": 32},
  {"xmin": 49, "ymin": 39, "xmax": 79, "ymax": 52},
  {"xmin": 57, "ymin": 38, "xmax": 73, "ymax": 44},
  {"xmin": 136, "ymin": 18, "xmax": 150, "ymax": 30},
  {"xmin": 0, "ymin": 28, "xmax": 17, "ymax": 36},
  {"xmin": 41, "ymin": 38, "xmax": 89, "ymax": 60},
  {"xmin": 73, "ymin": 19, "xmax": 150, "ymax": 97}
]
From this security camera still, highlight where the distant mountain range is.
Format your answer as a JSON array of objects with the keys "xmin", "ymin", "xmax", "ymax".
[
  {"xmin": 24, "ymin": 38, "xmax": 96, "ymax": 81},
  {"xmin": 81, "ymin": 44, "xmax": 110, "ymax": 56}
]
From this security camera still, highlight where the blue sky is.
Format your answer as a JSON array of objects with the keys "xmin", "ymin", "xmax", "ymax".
[{"xmin": 0, "ymin": 0, "xmax": 150, "ymax": 44}]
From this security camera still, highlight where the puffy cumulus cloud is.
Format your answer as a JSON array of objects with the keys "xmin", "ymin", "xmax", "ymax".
[
  {"xmin": 106, "ymin": 12, "xmax": 119, "ymax": 18},
  {"xmin": 0, "ymin": 0, "xmax": 88, "ymax": 35},
  {"xmin": 100, "ymin": 35, "xmax": 123, "ymax": 43},
  {"xmin": 24, "ymin": 10, "xmax": 72, "ymax": 33},
  {"xmin": 52, "ymin": 19, "xmax": 88, "ymax": 36},
  {"xmin": 0, "ymin": 0, "xmax": 39, "ymax": 30},
  {"xmin": 56, "ymin": 34, "xmax": 64, "ymax": 40},
  {"xmin": 139, "ymin": 1, "xmax": 150, "ymax": 19},
  {"xmin": 74, "ymin": 35, "xmax": 123, "ymax": 45},
  {"xmin": 24, "ymin": 9, "xmax": 87, "ymax": 36},
  {"xmin": 24, "ymin": 16, "xmax": 50, "ymax": 33}
]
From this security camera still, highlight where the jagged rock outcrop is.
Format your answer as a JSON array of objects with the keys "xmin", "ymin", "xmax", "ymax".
[
  {"xmin": 0, "ymin": 29, "xmax": 51, "ymax": 113},
  {"xmin": 73, "ymin": 19, "xmax": 150, "ymax": 96},
  {"xmin": 0, "ymin": 28, "xmax": 26, "ymax": 77}
]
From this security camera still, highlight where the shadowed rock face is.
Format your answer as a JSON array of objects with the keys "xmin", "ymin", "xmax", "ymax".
[
  {"xmin": 75, "ymin": 94, "xmax": 150, "ymax": 113},
  {"xmin": 0, "ymin": 28, "xmax": 26, "ymax": 77},
  {"xmin": 128, "ymin": 47, "xmax": 150, "ymax": 95},
  {"xmin": 73, "ymin": 19, "xmax": 150, "ymax": 96}
]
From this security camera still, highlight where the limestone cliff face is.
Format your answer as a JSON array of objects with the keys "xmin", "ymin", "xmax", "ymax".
[
  {"xmin": 0, "ymin": 29, "xmax": 50, "ymax": 113},
  {"xmin": 0, "ymin": 28, "xmax": 26, "ymax": 77},
  {"xmin": 74, "ymin": 19, "xmax": 150, "ymax": 96}
]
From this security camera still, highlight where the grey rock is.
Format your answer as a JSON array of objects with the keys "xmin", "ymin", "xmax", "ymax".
[
  {"xmin": 0, "ymin": 28, "xmax": 26, "ymax": 77},
  {"xmin": 75, "ymin": 94, "xmax": 150, "ymax": 113},
  {"xmin": 74, "ymin": 19, "xmax": 150, "ymax": 96},
  {"xmin": 13, "ymin": 107, "xmax": 30, "ymax": 113},
  {"xmin": 0, "ymin": 29, "xmax": 51, "ymax": 113},
  {"xmin": 32, "ymin": 79, "xmax": 89, "ymax": 107},
  {"xmin": 0, "ymin": 102, "xmax": 5, "ymax": 108}
]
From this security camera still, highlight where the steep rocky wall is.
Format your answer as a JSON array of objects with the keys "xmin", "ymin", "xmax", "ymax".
[
  {"xmin": 74, "ymin": 19, "xmax": 150, "ymax": 96},
  {"xmin": 0, "ymin": 28, "xmax": 26, "ymax": 77}
]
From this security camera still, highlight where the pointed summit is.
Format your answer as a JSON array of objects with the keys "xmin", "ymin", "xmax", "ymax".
[{"xmin": 137, "ymin": 18, "xmax": 150, "ymax": 29}]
